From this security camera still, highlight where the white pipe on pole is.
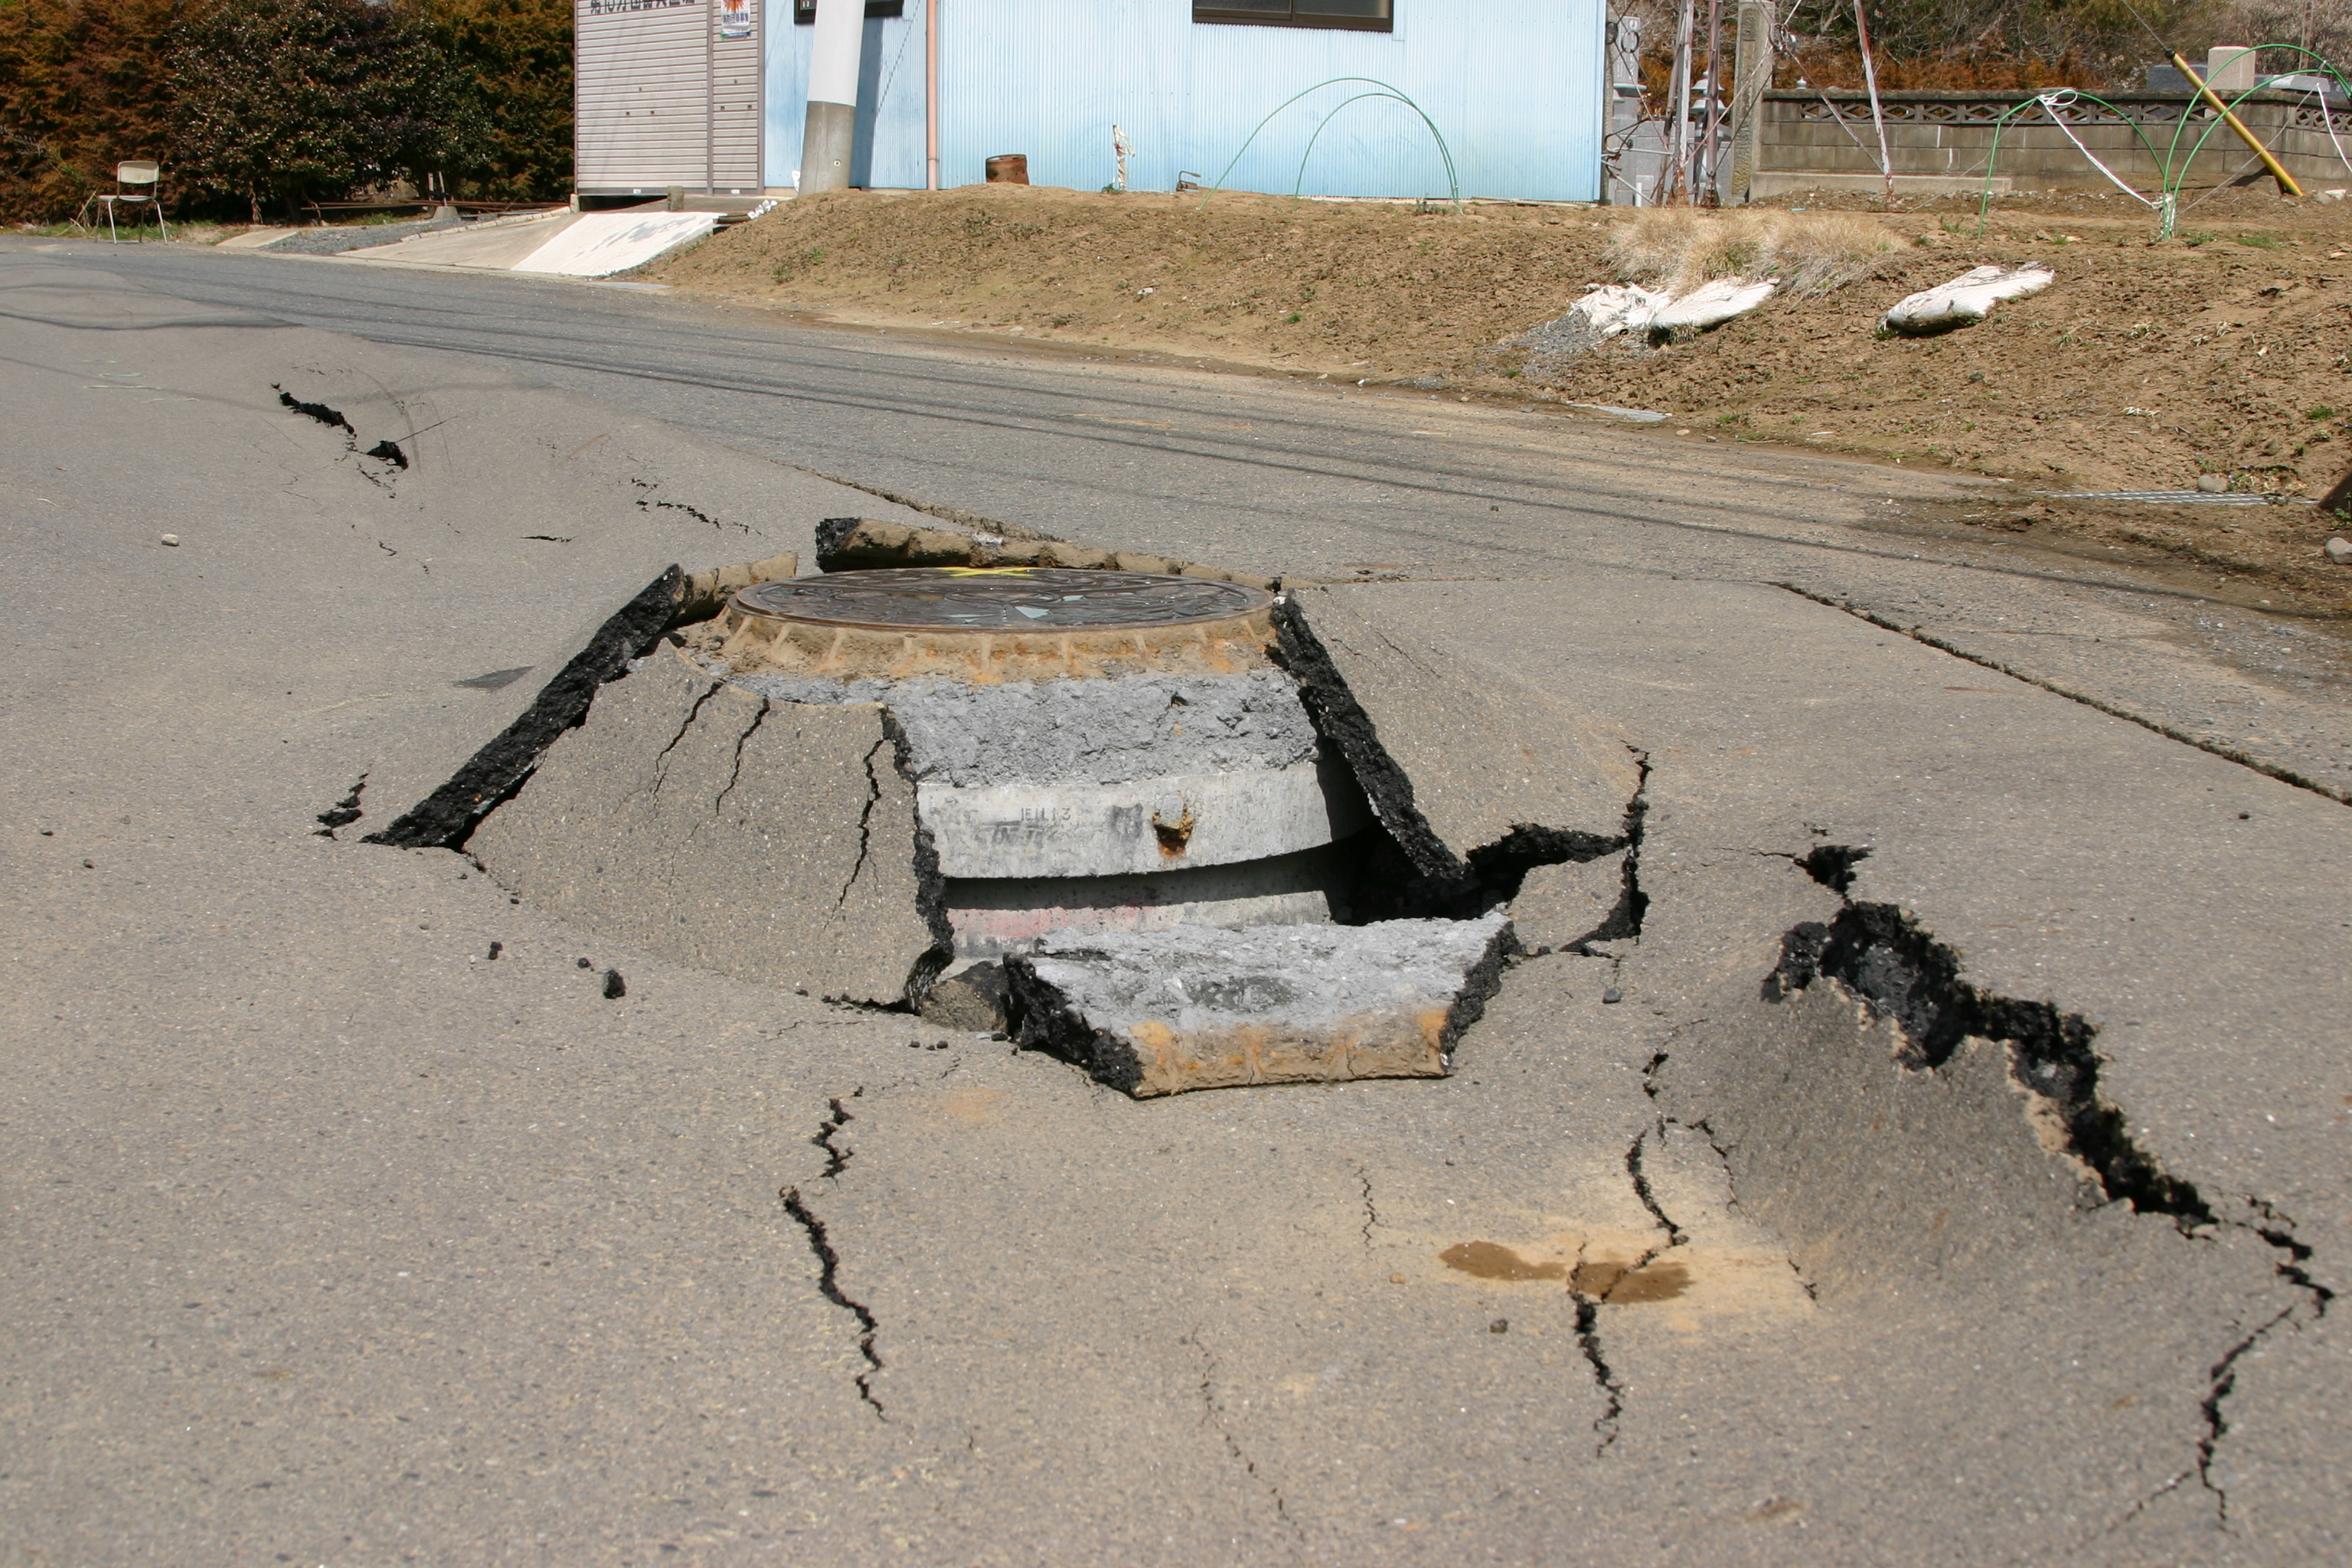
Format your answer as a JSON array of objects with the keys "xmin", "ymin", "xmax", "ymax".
[
  {"xmin": 801, "ymin": 0, "xmax": 867, "ymax": 194},
  {"xmin": 926, "ymin": 0, "xmax": 939, "ymax": 191}
]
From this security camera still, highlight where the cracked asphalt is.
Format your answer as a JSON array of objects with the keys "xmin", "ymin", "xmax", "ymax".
[{"xmin": 2, "ymin": 245, "xmax": 2348, "ymax": 1565}]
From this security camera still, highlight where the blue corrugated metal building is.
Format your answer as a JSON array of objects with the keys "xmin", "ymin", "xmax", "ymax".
[{"xmin": 762, "ymin": 1, "xmax": 1606, "ymax": 202}]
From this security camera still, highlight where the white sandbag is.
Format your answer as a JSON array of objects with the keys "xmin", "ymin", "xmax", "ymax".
[
  {"xmin": 1882, "ymin": 265, "xmax": 2054, "ymax": 335},
  {"xmin": 1649, "ymin": 276, "xmax": 1779, "ymax": 332},
  {"xmin": 1569, "ymin": 283, "xmax": 1673, "ymax": 337}
]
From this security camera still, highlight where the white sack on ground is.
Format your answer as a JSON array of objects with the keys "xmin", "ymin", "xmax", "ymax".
[
  {"xmin": 1649, "ymin": 276, "xmax": 1779, "ymax": 332},
  {"xmin": 1567, "ymin": 276, "xmax": 1775, "ymax": 338},
  {"xmin": 1569, "ymin": 283, "xmax": 1673, "ymax": 337},
  {"xmin": 1882, "ymin": 264, "xmax": 2054, "ymax": 336}
]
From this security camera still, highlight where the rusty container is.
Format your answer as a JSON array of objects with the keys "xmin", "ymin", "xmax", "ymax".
[{"xmin": 984, "ymin": 154, "xmax": 1031, "ymax": 185}]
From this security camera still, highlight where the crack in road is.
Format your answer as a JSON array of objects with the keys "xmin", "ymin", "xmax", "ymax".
[
  {"xmin": 1776, "ymin": 582, "xmax": 2352, "ymax": 808},
  {"xmin": 649, "ymin": 678, "xmax": 722, "ymax": 794},
  {"xmin": 314, "ymin": 775, "xmax": 366, "ymax": 838},
  {"xmin": 1186, "ymin": 1330, "xmax": 1296, "ymax": 1534},
  {"xmin": 1570, "ymin": 1250, "xmax": 1631, "ymax": 1458},
  {"xmin": 712, "ymin": 697, "xmax": 769, "ymax": 817},
  {"xmin": 1625, "ymin": 1129, "xmax": 1687, "ymax": 1249},
  {"xmin": 834, "ymin": 737, "xmax": 888, "ymax": 908},
  {"xmin": 779, "ymin": 1089, "xmax": 883, "ymax": 1418},
  {"xmin": 1767, "ymin": 851, "xmax": 2338, "ymax": 1520}
]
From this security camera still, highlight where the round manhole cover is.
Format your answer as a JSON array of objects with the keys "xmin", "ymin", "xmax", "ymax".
[
  {"xmin": 730, "ymin": 568, "xmax": 1271, "ymax": 632},
  {"xmin": 711, "ymin": 568, "xmax": 1277, "ymax": 681}
]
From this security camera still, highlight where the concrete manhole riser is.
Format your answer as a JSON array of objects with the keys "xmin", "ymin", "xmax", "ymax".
[{"xmin": 429, "ymin": 558, "xmax": 1640, "ymax": 1095}]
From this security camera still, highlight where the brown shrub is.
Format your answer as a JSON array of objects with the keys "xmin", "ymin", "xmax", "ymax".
[{"xmin": 1602, "ymin": 207, "xmax": 1894, "ymax": 296}]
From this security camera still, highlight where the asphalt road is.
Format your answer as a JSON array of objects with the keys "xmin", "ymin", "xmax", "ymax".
[
  {"xmin": 50, "ymin": 238, "xmax": 2352, "ymax": 802},
  {"xmin": 4, "ymin": 247, "xmax": 2348, "ymax": 1566}
]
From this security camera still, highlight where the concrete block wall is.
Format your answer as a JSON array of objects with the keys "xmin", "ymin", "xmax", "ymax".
[{"xmin": 1758, "ymin": 89, "xmax": 2352, "ymax": 194}]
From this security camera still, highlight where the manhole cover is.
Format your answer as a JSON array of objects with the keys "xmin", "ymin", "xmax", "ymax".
[
  {"xmin": 711, "ymin": 568, "xmax": 1278, "ymax": 681},
  {"xmin": 730, "ymin": 568, "xmax": 1271, "ymax": 631}
]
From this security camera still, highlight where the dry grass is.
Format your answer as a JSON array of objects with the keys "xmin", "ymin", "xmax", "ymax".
[{"xmin": 1602, "ymin": 208, "xmax": 1895, "ymax": 297}]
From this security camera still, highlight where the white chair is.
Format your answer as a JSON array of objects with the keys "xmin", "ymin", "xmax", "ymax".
[{"xmin": 97, "ymin": 162, "xmax": 168, "ymax": 243}]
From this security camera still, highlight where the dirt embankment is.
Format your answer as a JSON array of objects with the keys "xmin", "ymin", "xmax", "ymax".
[{"xmin": 647, "ymin": 184, "xmax": 2352, "ymax": 604}]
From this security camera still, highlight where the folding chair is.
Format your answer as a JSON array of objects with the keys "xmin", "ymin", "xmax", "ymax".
[{"xmin": 96, "ymin": 162, "xmax": 168, "ymax": 243}]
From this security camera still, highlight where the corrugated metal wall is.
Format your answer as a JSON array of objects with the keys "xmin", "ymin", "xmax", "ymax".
[
  {"xmin": 577, "ymin": 0, "xmax": 766, "ymax": 194},
  {"xmin": 760, "ymin": 0, "xmax": 1604, "ymax": 201}
]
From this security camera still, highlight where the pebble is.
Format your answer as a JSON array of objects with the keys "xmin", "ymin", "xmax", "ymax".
[
  {"xmin": 159, "ymin": 533, "xmax": 180, "ymax": 546},
  {"xmin": 2325, "ymin": 537, "xmax": 2352, "ymax": 565},
  {"xmin": 1489, "ymin": 1318, "xmax": 1509, "ymax": 1334},
  {"xmin": 1602, "ymin": 986, "xmax": 1624, "ymax": 1004},
  {"xmin": 2197, "ymin": 475, "xmax": 2230, "ymax": 493}
]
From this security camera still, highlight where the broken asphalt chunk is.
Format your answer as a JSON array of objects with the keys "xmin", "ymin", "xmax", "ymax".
[
  {"xmin": 467, "ymin": 651, "xmax": 948, "ymax": 1007},
  {"xmin": 1006, "ymin": 915, "xmax": 1511, "ymax": 1097},
  {"xmin": 1273, "ymin": 586, "xmax": 1639, "ymax": 880}
]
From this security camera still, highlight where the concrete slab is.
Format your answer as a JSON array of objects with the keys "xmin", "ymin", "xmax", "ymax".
[
  {"xmin": 720, "ymin": 667, "xmax": 1367, "ymax": 877},
  {"xmin": 344, "ymin": 211, "xmax": 580, "ymax": 271},
  {"xmin": 514, "ymin": 212, "xmax": 719, "ymax": 277},
  {"xmin": 1007, "ymin": 915, "xmax": 1511, "ymax": 1096},
  {"xmin": 1276, "ymin": 585, "xmax": 1643, "ymax": 878},
  {"xmin": 214, "ymin": 226, "xmax": 298, "ymax": 250},
  {"xmin": 469, "ymin": 651, "xmax": 947, "ymax": 1006},
  {"xmin": 944, "ymin": 844, "xmax": 1344, "ymax": 958}
]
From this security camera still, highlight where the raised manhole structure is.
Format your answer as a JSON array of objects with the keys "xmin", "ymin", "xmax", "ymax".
[
  {"xmin": 704, "ymin": 568, "xmax": 1370, "ymax": 962},
  {"xmin": 439, "ymin": 552, "xmax": 1634, "ymax": 1095}
]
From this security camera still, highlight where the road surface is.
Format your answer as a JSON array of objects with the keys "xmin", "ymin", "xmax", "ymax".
[{"xmin": 2, "ymin": 243, "xmax": 2347, "ymax": 1565}]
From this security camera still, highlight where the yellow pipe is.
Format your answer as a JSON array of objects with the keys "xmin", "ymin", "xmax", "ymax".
[{"xmin": 2174, "ymin": 52, "xmax": 2304, "ymax": 198}]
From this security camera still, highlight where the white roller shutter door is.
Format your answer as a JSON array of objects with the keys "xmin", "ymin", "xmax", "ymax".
[{"xmin": 576, "ymin": 0, "xmax": 766, "ymax": 194}]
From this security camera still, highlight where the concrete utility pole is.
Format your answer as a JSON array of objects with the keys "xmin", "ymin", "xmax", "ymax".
[
  {"xmin": 801, "ymin": 0, "xmax": 866, "ymax": 194},
  {"xmin": 1726, "ymin": 0, "xmax": 1771, "ymax": 204}
]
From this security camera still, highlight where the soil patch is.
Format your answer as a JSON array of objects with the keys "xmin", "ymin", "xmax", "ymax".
[{"xmin": 645, "ymin": 185, "xmax": 2352, "ymax": 607}]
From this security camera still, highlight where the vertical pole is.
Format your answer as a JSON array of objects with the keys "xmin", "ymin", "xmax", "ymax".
[
  {"xmin": 1700, "ymin": 0, "xmax": 1723, "ymax": 203},
  {"xmin": 706, "ymin": 0, "xmax": 717, "ymax": 194},
  {"xmin": 926, "ymin": 0, "xmax": 939, "ymax": 191},
  {"xmin": 1726, "ymin": 0, "xmax": 1769, "ymax": 204},
  {"xmin": 1853, "ymin": 0, "xmax": 1893, "ymax": 209},
  {"xmin": 1667, "ymin": 0, "xmax": 1695, "ymax": 203},
  {"xmin": 802, "ymin": 0, "xmax": 867, "ymax": 193}
]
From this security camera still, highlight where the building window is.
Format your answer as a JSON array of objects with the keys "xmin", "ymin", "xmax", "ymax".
[
  {"xmin": 793, "ymin": 1, "xmax": 903, "ymax": 23},
  {"xmin": 1193, "ymin": 2, "xmax": 1393, "ymax": 32}
]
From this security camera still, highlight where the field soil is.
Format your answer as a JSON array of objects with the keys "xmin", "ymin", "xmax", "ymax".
[{"xmin": 647, "ymin": 184, "xmax": 2352, "ymax": 609}]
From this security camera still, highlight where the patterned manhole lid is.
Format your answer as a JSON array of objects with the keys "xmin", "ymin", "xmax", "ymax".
[{"xmin": 730, "ymin": 568, "xmax": 1272, "ymax": 632}]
